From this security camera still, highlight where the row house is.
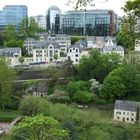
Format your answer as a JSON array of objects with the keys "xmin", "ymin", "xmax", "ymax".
[
  {"xmin": 114, "ymin": 100, "xmax": 139, "ymax": 123},
  {"xmin": 23, "ymin": 38, "xmax": 36, "ymax": 56},
  {"xmin": 0, "ymin": 47, "xmax": 21, "ymax": 66},
  {"xmin": 67, "ymin": 46, "xmax": 89, "ymax": 65},
  {"xmin": 102, "ymin": 39, "xmax": 124, "ymax": 58},
  {"xmin": 33, "ymin": 40, "xmax": 60, "ymax": 63},
  {"xmin": 125, "ymin": 38, "xmax": 140, "ymax": 65}
]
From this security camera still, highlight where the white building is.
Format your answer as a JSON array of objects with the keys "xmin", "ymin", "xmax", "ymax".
[
  {"xmin": 102, "ymin": 39, "xmax": 124, "ymax": 58},
  {"xmin": 33, "ymin": 41, "xmax": 60, "ymax": 63},
  {"xmin": 0, "ymin": 47, "xmax": 22, "ymax": 66},
  {"xmin": 23, "ymin": 38, "xmax": 36, "ymax": 56},
  {"xmin": 32, "ymin": 15, "xmax": 46, "ymax": 29},
  {"xmin": 67, "ymin": 46, "xmax": 89, "ymax": 65},
  {"xmin": 55, "ymin": 34, "xmax": 71, "ymax": 55},
  {"xmin": 114, "ymin": 100, "xmax": 139, "ymax": 123},
  {"xmin": 135, "ymin": 17, "xmax": 140, "ymax": 33},
  {"xmin": 135, "ymin": 38, "xmax": 140, "ymax": 51}
]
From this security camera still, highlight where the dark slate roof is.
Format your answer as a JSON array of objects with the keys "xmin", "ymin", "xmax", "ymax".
[
  {"xmin": 34, "ymin": 40, "xmax": 60, "ymax": 49},
  {"xmin": 74, "ymin": 39, "xmax": 87, "ymax": 47},
  {"xmin": 102, "ymin": 45, "xmax": 124, "ymax": 51},
  {"xmin": 24, "ymin": 38, "xmax": 36, "ymax": 42},
  {"xmin": 0, "ymin": 48, "xmax": 21, "ymax": 57},
  {"xmin": 115, "ymin": 100, "xmax": 138, "ymax": 112}
]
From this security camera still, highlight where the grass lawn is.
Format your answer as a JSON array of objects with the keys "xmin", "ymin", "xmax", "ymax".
[
  {"xmin": 0, "ymin": 135, "xmax": 11, "ymax": 140},
  {"xmin": 0, "ymin": 110, "xmax": 18, "ymax": 122}
]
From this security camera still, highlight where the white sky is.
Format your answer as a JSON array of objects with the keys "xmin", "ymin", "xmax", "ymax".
[{"xmin": 0, "ymin": 0, "xmax": 126, "ymax": 16}]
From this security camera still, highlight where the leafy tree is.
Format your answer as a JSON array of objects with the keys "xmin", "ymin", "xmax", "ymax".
[
  {"xmin": 71, "ymin": 36, "xmax": 85, "ymax": 44},
  {"xmin": 100, "ymin": 65, "xmax": 140, "ymax": 101},
  {"xmin": 117, "ymin": 0, "xmax": 140, "ymax": 51},
  {"xmin": 18, "ymin": 17, "xmax": 41, "ymax": 39},
  {"xmin": 123, "ymin": 0, "xmax": 140, "ymax": 18},
  {"xmin": 0, "ymin": 31, "xmax": 5, "ymax": 46},
  {"xmin": 89, "ymin": 79, "xmax": 102, "ymax": 96},
  {"xmin": 73, "ymin": 90, "xmax": 92, "ymax": 104},
  {"xmin": 4, "ymin": 25, "xmax": 17, "ymax": 42},
  {"xmin": 11, "ymin": 114, "xmax": 69, "ymax": 140},
  {"xmin": 53, "ymin": 53, "xmax": 58, "ymax": 61},
  {"xmin": 18, "ymin": 56, "xmax": 25, "ymax": 65},
  {"xmin": 6, "ymin": 39, "xmax": 17, "ymax": 48},
  {"xmin": 0, "ymin": 58, "xmax": 15, "ymax": 110},
  {"xmin": 100, "ymin": 74, "xmax": 126, "ymax": 102},
  {"xmin": 48, "ymin": 89, "xmax": 70, "ymax": 103},
  {"xmin": 77, "ymin": 49, "xmax": 121, "ymax": 82},
  {"xmin": 19, "ymin": 96, "xmax": 51, "ymax": 116},
  {"xmin": 66, "ymin": 80, "xmax": 90, "ymax": 98}
]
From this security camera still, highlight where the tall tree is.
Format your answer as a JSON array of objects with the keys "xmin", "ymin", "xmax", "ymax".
[
  {"xmin": 117, "ymin": 0, "xmax": 140, "ymax": 51},
  {"xmin": 12, "ymin": 114, "xmax": 69, "ymax": 140},
  {"xmin": 18, "ymin": 17, "xmax": 41, "ymax": 39},
  {"xmin": 4, "ymin": 25, "xmax": 17, "ymax": 42},
  {"xmin": 0, "ymin": 58, "xmax": 15, "ymax": 110},
  {"xmin": 77, "ymin": 49, "xmax": 121, "ymax": 82}
]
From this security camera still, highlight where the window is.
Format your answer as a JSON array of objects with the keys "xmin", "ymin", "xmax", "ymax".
[
  {"xmin": 131, "ymin": 118, "xmax": 134, "ymax": 121},
  {"xmin": 76, "ymin": 49, "xmax": 78, "ymax": 52},
  {"xmin": 116, "ymin": 111, "xmax": 121, "ymax": 115},
  {"xmin": 76, "ymin": 59, "xmax": 78, "ymax": 62},
  {"xmin": 75, "ymin": 54, "xmax": 78, "ymax": 57},
  {"xmin": 70, "ymin": 49, "xmax": 72, "ymax": 52},
  {"xmin": 117, "ymin": 116, "xmax": 119, "ymax": 120},
  {"xmin": 123, "ymin": 112, "xmax": 125, "ymax": 115},
  {"xmin": 127, "ymin": 118, "xmax": 129, "ymax": 121}
]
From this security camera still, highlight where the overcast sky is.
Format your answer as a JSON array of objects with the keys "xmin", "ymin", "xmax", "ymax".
[{"xmin": 0, "ymin": 0, "xmax": 126, "ymax": 16}]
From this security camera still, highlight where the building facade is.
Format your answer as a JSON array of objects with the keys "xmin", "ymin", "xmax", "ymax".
[
  {"xmin": 23, "ymin": 38, "xmax": 36, "ymax": 56},
  {"xmin": 33, "ymin": 41, "xmax": 60, "ymax": 63},
  {"xmin": 0, "ymin": 5, "xmax": 28, "ymax": 30},
  {"xmin": 102, "ymin": 38, "xmax": 124, "ymax": 58},
  {"xmin": 46, "ymin": 6, "xmax": 60, "ymax": 34},
  {"xmin": 60, "ymin": 9, "xmax": 117, "ymax": 36},
  {"xmin": 114, "ymin": 100, "xmax": 139, "ymax": 123},
  {"xmin": 32, "ymin": 15, "xmax": 46, "ymax": 29}
]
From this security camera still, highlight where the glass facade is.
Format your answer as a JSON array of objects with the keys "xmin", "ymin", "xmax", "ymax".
[
  {"xmin": 46, "ymin": 6, "xmax": 60, "ymax": 33},
  {"xmin": 60, "ymin": 10, "xmax": 117, "ymax": 36},
  {"xmin": 0, "ymin": 5, "xmax": 28, "ymax": 29}
]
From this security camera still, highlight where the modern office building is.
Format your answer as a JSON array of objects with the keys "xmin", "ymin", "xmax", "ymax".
[
  {"xmin": 32, "ymin": 15, "xmax": 46, "ymax": 29},
  {"xmin": 0, "ymin": 5, "xmax": 28, "ymax": 30},
  {"xmin": 60, "ymin": 9, "xmax": 117, "ymax": 36},
  {"xmin": 46, "ymin": 6, "xmax": 61, "ymax": 34}
]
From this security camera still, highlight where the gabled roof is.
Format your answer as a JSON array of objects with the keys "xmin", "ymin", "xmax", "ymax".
[
  {"xmin": 103, "ymin": 45, "xmax": 124, "ymax": 51},
  {"xmin": 115, "ymin": 100, "xmax": 138, "ymax": 112},
  {"xmin": 34, "ymin": 40, "xmax": 60, "ymax": 49},
  {"xmin": 74, "ymin": 39, "xmax": 87, "ymax": 47},
  {"xmin": 24, "ymin": 38, "xmax": 36, "ymax": 42},
  {"xmin": 0, "ymin": 47, "xmax": 21, "ymax": 57}
]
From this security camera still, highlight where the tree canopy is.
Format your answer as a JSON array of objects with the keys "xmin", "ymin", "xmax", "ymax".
[
  {"xmin": 12, "ymin": 114, "xmax": 69, "ymax": 140},
  {"xmin": 0, "ymin": 58, "xmax": 15, "ymax": 109}
]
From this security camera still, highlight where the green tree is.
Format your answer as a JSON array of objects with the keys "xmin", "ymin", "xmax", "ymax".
[
  {"xmin": 19, "ymin": 96, "xmax": 51, "ymax": 116},
  {"xmin": 100, "ymin": 64, "xmax": 140, "ymax": 101},
  {"xmin": 6, "ymin": 39, "xmax": 17, "ymax": 47},
  {"xmin": 18, "ymin": 56, "xmax": 25, "ymax": 65},
  {"xmin": 18, "ymin": 17, "xmax": 41, "ymax": 39},
  {"xmin": 4, "ymin": 25, "xmax": 17, "ymax": 42},
  {"xmin": 66, "ymin": 80, "xmax": 90, "ymax": 99},
  {"xmin": 100, "ymin": 74, "xmax": 126, "ymax": 102},
  {"xmin": 73, "ymin": 90, "xmax": 92, "ymax": 104},
  {"xmin": 48, "ymin": 89, "xmax": 70, "ymax": 103},
  {"xmin": 0, "ymin": 58, "xmax": 15, "ymax": 110},
  {"xmin": 77, "ymin": 49, "xmax": 121, "ymax": 82},
  {"xmin": 11, "ymin": 114, "xmax": 69, "ymax": 140},
  {"xmin": 117, "ymin": 0, "xmax": 140, "ymax": 51},
  {"xmin": 53, "ymin": 53, "xmax": 58, "ymax": 61}
]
